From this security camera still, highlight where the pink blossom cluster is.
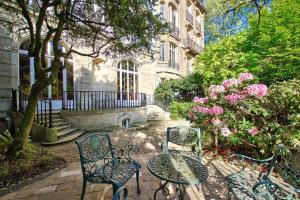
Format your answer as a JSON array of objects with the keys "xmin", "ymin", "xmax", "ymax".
[
  {"xmin": 188, "ymin": 111, "xmax": 195, "ymax": 121},
  {"xmin": 210, "ymin": 92, "xmax": 218, "ymax": 100},
  {"xmin": 248, "ymin": 127, "xmax": 259, "ymax": 136},
  {"xmin": 196, "ymin": 106, "xmax": 224, "ymax": 115},
  {"xmin": 211, "ymin": 118, "xmax": 223, "ymax": 126},
  {"xmin": 193, "ymin": 97, "xmax": 209, "ymax": 104},
  {"xmin": 220, "ymin": 127, "xmax": 232, "ymax": 137},
  {"xmin": 197, "ymin": 106, "xmax": 210, "ymax": 114},
  {"xmin": 210, "ymin": 85, "xmax": 225, "ymax": 94},
  {"xmin": 224, "ymin": 93, "xmax": 245, "ymax": 104},
  {"xmin": 247, "ymin": 84, "xmax": 268, "ymax": 97},
  {"xmin": 239, "ymin": 73, "xmax": 254, "ymax": 82},
  {"xmin": 208, "ymin": 106, "xmax": 224, "ymax": 115},
  {"xmin": 222, "ymin": 78, "xmax": 239, "ymax": 89}
]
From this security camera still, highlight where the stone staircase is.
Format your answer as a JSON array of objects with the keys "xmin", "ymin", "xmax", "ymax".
[
  {"xmin": 41, "ymin": 111, "xmax": 86, "ymax": 146},
  {"xmin": 146, "ymin": 105, "xmax": 169, "ymax": 121}
]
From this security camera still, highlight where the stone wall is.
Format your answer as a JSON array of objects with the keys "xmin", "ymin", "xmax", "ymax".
[{"xmin": 61, "ymin": 107, "xmax": 147, "ymax": 131}]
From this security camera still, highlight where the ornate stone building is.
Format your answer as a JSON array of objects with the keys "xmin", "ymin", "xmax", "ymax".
[{"xmin": 0, "ymin": 1, "xmax": 206, "ymax": 129}]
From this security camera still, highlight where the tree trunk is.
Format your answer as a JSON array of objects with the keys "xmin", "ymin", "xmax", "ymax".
[{"xmin": 6, "ymin": 85, "xmax": 41, "ymax": 158}]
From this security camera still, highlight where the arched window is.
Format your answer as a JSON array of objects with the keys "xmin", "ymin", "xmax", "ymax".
[{"xmin": 117, "ymin": 60, "xmax": 138, "ymax": 100}]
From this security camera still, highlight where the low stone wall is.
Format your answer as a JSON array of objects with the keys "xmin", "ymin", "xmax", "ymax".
[{"xmin": 61, "ymin": 106, "xmax": 147, "ymax": 131}]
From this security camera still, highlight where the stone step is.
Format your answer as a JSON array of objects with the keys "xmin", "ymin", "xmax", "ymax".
[
  {"xmin": 57, "ymin": 127, "xmax": 78, "ymax": 137},
  {"xmin": 52, "ymin": 121, "xmax": 68, "ymax": 127},
  {"xmin": 41, "ymin": 130, "xmax": 86, "ymax": 146},
  {"xmin": 54, "ymin": 124, "xmax": 72, "ymax": 131}
]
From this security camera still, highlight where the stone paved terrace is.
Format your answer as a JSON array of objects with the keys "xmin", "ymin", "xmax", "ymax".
[
  {"xmin": 2, "ymin": 153, "xmax": 237, "ymax": 200},
  {"xmin": 2, "ymin": 120, "xmax": 291, "ymax": 200}
]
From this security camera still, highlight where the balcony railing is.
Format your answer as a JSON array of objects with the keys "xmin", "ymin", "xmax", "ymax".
[
  {"xmin": 196, "ymin": 21, "xmax": 201, "ymax": 31},
  {"xmin": 169, "ymin": 23, "xmax": 179, "ymax": 38},
  {"xmin": 62, "ymin": 91, "xmax": 147, "ymax": 111},
  {"xmin": 185, "ymin": 37, "xmax": 203, "ymax": 54},
  {"xmin": 186, "ymin": 11, "xmax": 193, "ymax": 24},
  {"xmin": 168, "ymin": 60, "xmax": 179, "ymax": 70}
]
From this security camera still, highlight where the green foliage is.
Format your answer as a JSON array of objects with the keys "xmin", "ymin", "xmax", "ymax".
[
  {"xmin": 154, "ymin": 73, "xmax": 204, "ymax": 109},
  {"xmin": 170, "ymin": 102, "xmax": 194, "ymax": 120},
  {"xmin": 192, "ymin": 77, "xmax": 300, "ymax": 157},
  {"xmin": 196, "ymin": 0, "xmax": 300, "ymax": 86},
  {"xmin": 0, "ymin": 130, "xmax": 14, "ymax": 154}
]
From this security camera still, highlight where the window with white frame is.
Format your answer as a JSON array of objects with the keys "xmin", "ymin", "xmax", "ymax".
[
  {"xmin": 159, "ymin": 41, "xmax": 165, "ymax": 61},
  {"xmin": 160, "ymin": 3, "xmax": 165, "ymax": 19},
  {"xmin": 117, "ymin": 60, "xmax": 139, "ymax": 100},
  {"xmin": 169, "ymin": 43, "xmax": 177, "ymax": 62}
]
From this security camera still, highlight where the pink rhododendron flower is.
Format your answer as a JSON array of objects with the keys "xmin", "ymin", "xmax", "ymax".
[
  {"xmin": 222, "ymin": 78, "xmax": 239, "ymax": 89},
  {"xmin": 248, "ymin": 127, "xmax": 259, "ymax": 136},
  {"xmin": 188, "ymin": 111, "xmax": 195, "ymax": 120},
  {"xmin": 211, "ymin": 118, "xmax": 223, "ymax": 126},
  {"xmin": 221, "ymin": 128, "xmax": 232, "ymax": 137},
  {"xmin": 247, "ymin": 84, "xmax": 268, "ymax": 97},
  {"xmin": 210, "ymin": 92, "xmax": 218, "ymax": 100},
  {"xmin": 210, "ymin": 85, "xmax": 225, "ymax": 94},
  {"xmin": 198, "ymin": 107, "xmax": 210, "ymax": 114},
  {"xmin": 193, "ymin": 97, "xmax": 208, "ymax": 103},
  {"xmin": 209, "ymin": 106, "xmax": 224, "ymax": 115},
  {"xmin": 224, "ymin": 93, "xmax": 245, "ymax": 104},
  {"xmin": 239, "ymin": 73, "xmax": 254, "ymax": 82}
]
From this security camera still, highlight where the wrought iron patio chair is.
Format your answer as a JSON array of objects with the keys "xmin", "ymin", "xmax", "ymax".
[
  {"xmin": 75, "ymin": 133, "xmax": 141, "ymax": 200},
  {"xmin": 161, "ymin": 126, "xmax": 201, "ymax": 159},
  {"xmin": 226, "ymin": 144, "xmax": 300, "ymax": 200},
  {"xmin": 112, "ymin": 186, "xmax": 128, "ymax": 200}
]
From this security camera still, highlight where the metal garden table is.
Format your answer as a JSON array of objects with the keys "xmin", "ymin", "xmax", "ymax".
[{"xmin": 147, "ymin": 153, "xmax": 208, "ymax": 200}]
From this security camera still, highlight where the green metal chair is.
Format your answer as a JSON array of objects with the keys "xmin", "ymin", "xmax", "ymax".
[
  {"xmin": 161, "ymin": 126, "xmax": 201, "ymax": 159},
  {"xmin": 113, "ymin": 186, "xmax": 128, "ymax": 200},
  {"xmin": 75, "ymin": 133, "xmax": 141, "ymax": 200},
  {"xmin": 226, "ymin": 144, "xmax": 300, "ymax": 200}
]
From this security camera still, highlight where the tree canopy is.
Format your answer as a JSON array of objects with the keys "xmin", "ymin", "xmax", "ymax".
[{"xmin": 196, "ymin": 0, "xmax": 300, "ymax": 86}]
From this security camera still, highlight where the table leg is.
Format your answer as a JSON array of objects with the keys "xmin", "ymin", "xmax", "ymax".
[{"xmin": 154, "ymin": 181, "xmax": 169, "ymax": 200}]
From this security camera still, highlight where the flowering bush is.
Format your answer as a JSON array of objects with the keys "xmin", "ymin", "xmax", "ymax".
[{"xmin": 190, "ymin": 74, "xmax": 300, "ymax": 157}]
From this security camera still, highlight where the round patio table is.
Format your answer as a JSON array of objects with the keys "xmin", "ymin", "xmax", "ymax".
[{"xmin": 147, "ymin": 153, "xmax": 208, "ymax": 200}]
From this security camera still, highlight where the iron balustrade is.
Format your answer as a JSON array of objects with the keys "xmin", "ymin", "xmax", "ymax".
[
  {"xmin": 168, "ymin": 60, "xmax": 180, "ymax": 70},
  {"xmin": 186, "ymin": 37, "xmax": 203, "ymax": 53},
  {"xmin": 18, "ymin": 89, "xmax": 53, "ymax": 128},
  {"xmin": 62, "ymin": 91, "xmax": 147, "ymax": 111},
  {"xmin": 169, "ymin": 23, "xmax": 180, "ymax": 38},
  {"xmin": 186, "ymin": 11, "xmax": 193, "ymax": 24}
]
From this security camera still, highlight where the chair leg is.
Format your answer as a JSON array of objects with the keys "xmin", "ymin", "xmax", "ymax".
[
  {"xmin": 80, "ymin": 179, "xmax": 87, "ymax": 200},
  {"xmin": 113, "ymin": 185, "xmax": 120, "ymax": 200},
  {"xmin": 136, "ymin": 170, "xmax": 141, "ymax": 193}
]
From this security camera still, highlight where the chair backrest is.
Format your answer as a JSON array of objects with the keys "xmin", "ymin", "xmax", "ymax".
[
  {"xmin": 166, "ymin": 126, "xmax": 201, "ymax": 150},
  {"xmin": 75, "ymin": 133, "xmax": 114, "ymax": 175},
  {"xmin": 272, "ymin": 145, "xmax": 300, "ymax": 190}
]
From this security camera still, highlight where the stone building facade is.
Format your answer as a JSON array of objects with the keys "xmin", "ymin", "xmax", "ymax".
[{"xmin": 0, "ymin": 1, "xmax": 206, "ymax": 118}]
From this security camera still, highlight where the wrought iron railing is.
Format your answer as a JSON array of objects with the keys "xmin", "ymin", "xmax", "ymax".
[
  {"xmin": 185, "ymin": 37, "xmax": 203, "ymax": 53},
  {"xmin": 19, "ymin": 89, "xmax": 53, "ymax": 128},
  {"xmin": 62, "ymin": 91, "xmax": 147, "ymax": 111},
  {"xmin": 168, "ymin": 60, "xmax": 180, "ymax": 70},
  {"xmin": 169, "ymin": 23, "xmax": 180, "ymax": 38},
  {"xmin": 186, "ymin": 11, "xmax": 193, "ymax": 24}
]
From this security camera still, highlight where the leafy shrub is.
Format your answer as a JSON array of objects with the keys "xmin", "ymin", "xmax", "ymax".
[
  {"xmin": 154, "ymin": 73, "xmax": 204, "ymax": 109},
  {"xmin": 170, "ymin": 102, "xmax": 194, "ymax": 120},
  {"xmin": 190, "ymin": 73, "xmax": 300, "ymax": 157}
]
